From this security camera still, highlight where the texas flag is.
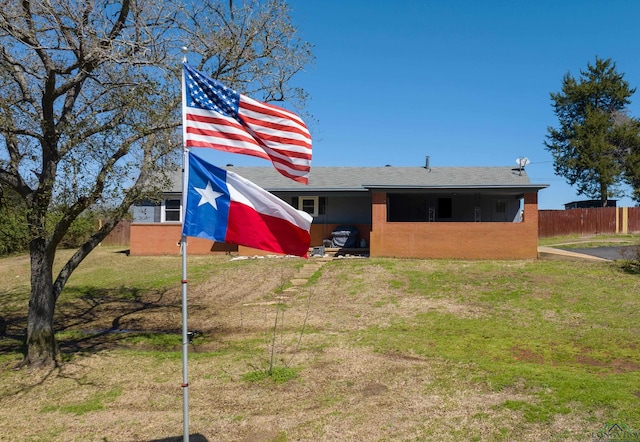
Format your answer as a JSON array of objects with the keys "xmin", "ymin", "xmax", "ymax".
[{"xmin": 182, "ymin": 151, "xmax": 312, "ymax": 258}]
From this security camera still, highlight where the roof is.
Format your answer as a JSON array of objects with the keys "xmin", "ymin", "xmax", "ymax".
[{"xmin": 168, "ymin": 165, "xmax": 548, "ymax": 193}]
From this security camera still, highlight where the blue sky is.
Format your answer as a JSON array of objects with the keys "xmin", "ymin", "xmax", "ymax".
[{"xmin": 213, "ymin": 1, "xmax": 640, "ymax": 209}]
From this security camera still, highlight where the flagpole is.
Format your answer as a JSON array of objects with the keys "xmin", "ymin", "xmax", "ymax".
[
  {"xmin": 180, "ymin": 232, "xmax": 189, "ymax": 442},
  {"xmin": 180, "ymin": 52, "xmax": 190, "ymax": 442}
]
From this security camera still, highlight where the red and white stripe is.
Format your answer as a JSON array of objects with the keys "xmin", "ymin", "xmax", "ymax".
[
  {"xmin": 225, "ymin": 169, "xmax": 313, "ymax": 257},
  {"xmin": 184, "ymin": 95, "xmax": 312, "ymax": 184}
]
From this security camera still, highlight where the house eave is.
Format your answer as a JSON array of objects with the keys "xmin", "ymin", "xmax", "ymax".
[
  {"xmin": 265, "ymin": 186, "xmax": 367, "ymax": 193},
  {"xmin": 363, "ymin": 184, "xmax": 549, "ymax": 192},
  {"xmin": 265, "ymin": 184, "xmax": 549, "ymax": 193}
]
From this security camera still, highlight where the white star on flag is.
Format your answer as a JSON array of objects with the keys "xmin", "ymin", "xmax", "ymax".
[{"xmin": 194, "ymin": 182, "xmax": 223, "ymax": 209}]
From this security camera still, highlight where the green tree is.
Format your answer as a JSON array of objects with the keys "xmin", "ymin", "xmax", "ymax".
[
  {"xmin": 0, "ymin": 184, "xmax": 29, "ymax": 255},
  {"xmin": 0, "ymin": 0, "xmax": 312, "ymax": 368},
  {"xmin": 615, "ymin": 113, "xmax": 640, "ymax": 203},
  {"xmin": 545, "ymin": 56, "xmax": 639, "ymax": 206}
]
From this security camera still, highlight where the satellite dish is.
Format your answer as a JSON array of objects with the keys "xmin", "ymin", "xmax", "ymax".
[{"xmin": 516, "ymin": 157, "xmax": 530, "ymax": 168}]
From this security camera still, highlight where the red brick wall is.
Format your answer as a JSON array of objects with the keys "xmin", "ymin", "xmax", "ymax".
[
  {"xmin": 369, "ymin": 192, "xmax": 539, "ymax": 259},
  {"xmin": 130, "ymin": 224, "xmax": 227, "ymax": 256},
  {"xmin": 131, "ymin": 191, "xmax": 539, "ymax": 259},
  {"xmin": 130, "ymin": 222, "xmax": 373, "ymax": 256}
]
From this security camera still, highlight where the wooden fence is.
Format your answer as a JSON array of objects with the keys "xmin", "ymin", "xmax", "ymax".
[
  {"xmin": 101, "ymin": 220, "xmax": 131, "ymax": 246},
  {"xmin": 539, "ymin": 207, "xmax": 640, "ymax": 238}
]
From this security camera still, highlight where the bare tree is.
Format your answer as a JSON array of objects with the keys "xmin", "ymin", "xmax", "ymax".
[{"xmin": 0, "ymin": 0, "xmax": 313, "ymax": 368}]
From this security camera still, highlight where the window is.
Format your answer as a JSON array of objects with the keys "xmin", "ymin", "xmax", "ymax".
[
  {"xmin": 301, "ymin": 197, "xmax": 317, "ymax": 215},
  {"xmin": 492, "ymin": 199, "xmax": 509, "ymax": 222},
  {"xmin": 162, "ymin": 199, "xmax": 181, "ymax": 222},
  {"xmin": 293, "ymin": 196, "xmax": 326, "ymax": 217},
  {"xmin": 437, "ymin": 198, "xmax": 452, "ymax": 219},
  {"xmin": 387, "ymin": 194, "xmax": 428, "ymax": 222}
]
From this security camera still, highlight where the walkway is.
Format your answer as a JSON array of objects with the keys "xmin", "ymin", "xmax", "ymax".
[
  {"xmin": 537, "ymin": 246, "xmax": 611, "ymax": 262},
  {"xmin": 538, "ymin": 238, "xmax": 637, "ymax": 262},
  {"xmin": 282, "ymin": 257, "xmax": 332, "ymax": 294}
]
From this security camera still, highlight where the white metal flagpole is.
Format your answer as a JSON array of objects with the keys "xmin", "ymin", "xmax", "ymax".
[
  {"xmin": 180, "ymin": 52, "xmax": 190, "ymax": 442},
  {"xmin": 180, "ymin": 226, "xmax": 189, "ymax": 442}
]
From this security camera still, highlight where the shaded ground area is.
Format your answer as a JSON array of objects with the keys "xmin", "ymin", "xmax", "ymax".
[{"xmin": 559, "ymin": 245, "xmax": 637, "ymax": 260}]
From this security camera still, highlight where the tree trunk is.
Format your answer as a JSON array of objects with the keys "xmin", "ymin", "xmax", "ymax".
[{"xmin": 25, "ymin": 240, "xmax": 58, "ymax": 368}]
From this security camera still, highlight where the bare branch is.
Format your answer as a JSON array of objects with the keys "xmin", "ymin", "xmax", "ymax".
[{"xmin": 0, "ymin": 0, "xmax": 313, "ymax": 367}]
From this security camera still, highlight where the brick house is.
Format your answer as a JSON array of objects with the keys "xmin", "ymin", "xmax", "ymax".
[{"xmin": 130, "ymin": 163, "xmax": 547, "ymax": 259}]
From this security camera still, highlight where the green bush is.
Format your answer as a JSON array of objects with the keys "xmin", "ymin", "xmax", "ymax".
[
  {"xmin": 0, "ymin": 186, "xmax": 29, "ymax": 255},
  {"xmin": 0, "ymin": 184, "xmax": 103, "ymax": 256},
  {"xmin": 47, "ymin": 208, "xmax": 99, "ymax": 249}
]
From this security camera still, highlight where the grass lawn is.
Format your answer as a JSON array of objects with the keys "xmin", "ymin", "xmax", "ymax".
[{"xmin": 0, "ymin": 246, "xmax": 639, "ymax": 441}]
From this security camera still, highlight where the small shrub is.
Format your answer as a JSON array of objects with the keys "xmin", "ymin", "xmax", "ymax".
[
  {"xmin": 618, "ymin": 245, "xmax": 640, "ymax": 274},
  {"xmin": 242, "ymin": 366, "xmax": 298, "ymax": 384}
]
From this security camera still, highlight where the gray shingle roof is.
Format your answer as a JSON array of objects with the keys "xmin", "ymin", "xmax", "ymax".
[
  {"xmin": 169, "ymin": 165, "xmax": 547, "ymax": 193},
  {"xmin": 232, "ymin": 166, "xmax": 546, "ymax": 192}
]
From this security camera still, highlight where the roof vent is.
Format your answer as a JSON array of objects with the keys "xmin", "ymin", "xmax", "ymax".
[{"xmin": 424, "ymin": 156, "xmax": 431, "ymax": 172}]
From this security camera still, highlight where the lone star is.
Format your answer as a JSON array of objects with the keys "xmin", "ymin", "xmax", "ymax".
[{"xmin": 194, "ymin": 181, "xmax": 223, "ymax": 209}]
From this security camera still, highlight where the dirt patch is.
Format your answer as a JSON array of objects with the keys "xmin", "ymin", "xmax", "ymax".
[
  {"xmin": 361, "ymin": 382, "xmax": 389, "ymax": 397},
  {"xmin": 511, "ymin": 346, "xmax": 545, "ymax": 364},
  {"xmin": 510, "ymin": 345, "xmax": 640, "ymax": 374},
  {"xmin": 575, "ymin": 354, "xmax": 640, "ymax": 373}
]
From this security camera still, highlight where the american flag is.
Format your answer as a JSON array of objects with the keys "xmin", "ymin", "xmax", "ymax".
[{"xmin": 182, "ymin": 63, "xmax": 312, "ymax": 184}]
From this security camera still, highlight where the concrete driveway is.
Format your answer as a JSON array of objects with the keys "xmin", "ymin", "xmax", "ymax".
[
  {"xmin": 557, "ymin": 245, "xmax": 637, "ymax": 261},
  {"xmin": 538, "ymin": 243, "xmax": 638, "ymax": 261}
]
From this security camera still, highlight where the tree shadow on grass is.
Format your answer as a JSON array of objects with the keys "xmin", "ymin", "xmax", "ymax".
[
  {"xmin": 57, "ymin": 285, "xmax": 184, "ymax": 354},
  {"xmin": 1, "ymin": 284, "xmax": 185, "ymax": 362},
  {"xmin": 0, "ymin": 287, "xmax": 29, "ymax": 360}
]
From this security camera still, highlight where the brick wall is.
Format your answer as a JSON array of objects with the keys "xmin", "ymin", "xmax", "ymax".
[
  {"xmin": 130, "ymin": 222, "xmax": 372, "ymax": 256},
  {"xmin": 129, "ymin": 223, "xmax": 232, "ymax": 255},
  {"xmin": 131, "ymin": 191, "xmax": 540, "ymax": 259},
  {"xmin": 369, "ymin": 191, "xmax": 539, "ymax": 259}
]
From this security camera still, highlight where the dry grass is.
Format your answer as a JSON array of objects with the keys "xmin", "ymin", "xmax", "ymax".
[{"xmin": 0, "ymin": 247, "xmax": 638, "ymax": 441}]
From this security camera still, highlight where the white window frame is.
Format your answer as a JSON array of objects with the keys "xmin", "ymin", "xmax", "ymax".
[
  {"xmin": 298, "ymin": 196, "xmax": 319, "ymax": 217},
  {"xmin": 161, "ymin": 198, "xmax": 182, "ymax": 223}
]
